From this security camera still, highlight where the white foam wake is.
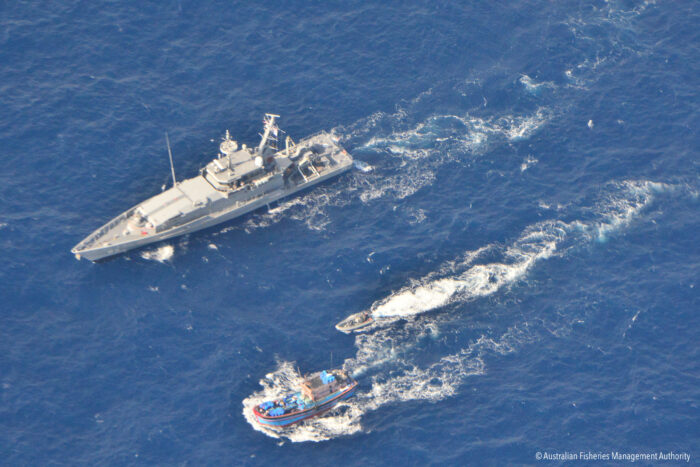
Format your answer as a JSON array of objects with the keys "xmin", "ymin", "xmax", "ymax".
[
  {"xmin": 362, "ymin": 108, "xmax": 550, "ymax": 151},
  {"xmin": 371, "ymin": 223, "xmax": 562, "ymax": 318},
  {"xmin": 355, "ymin": 324, "xmax": 534, "ymax": 410},
  {"xmin": 586, "ymin": 180, "xmax": 674, "ymax": 242},
  {"xmin": 242, "ymin": 198, "xmax": 307, "ymax": 232},
  {"xmin": 371, "ymin": 179, "xmax": 675, "ymax": 320},
  {"xmin": 519, "ymin": 75, "xmax": 556, "ymax": 95},
  {"xmin": 521, "ymin": 155, "xmax": 538, "ymax": 172},
  {"xmin": 140, "ymin": 244, "xmax": 174, "ymax": 262},
  {"xmin": 354, "ymin": 108, "xmax": 550, "ymax": 204},
  {"xmin": 242, "ymin": 179, "xmax": 678, "ymax": 442}
]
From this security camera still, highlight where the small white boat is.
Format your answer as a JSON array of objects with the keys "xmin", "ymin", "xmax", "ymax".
[{"xmin": 335, "ymin": 311, "xmax": 373, "ymax": 333}]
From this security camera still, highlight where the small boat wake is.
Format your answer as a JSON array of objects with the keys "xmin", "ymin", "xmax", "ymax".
[{"xmin": 363, "ymin": 180, "xmax": 677, "ymax": 322}]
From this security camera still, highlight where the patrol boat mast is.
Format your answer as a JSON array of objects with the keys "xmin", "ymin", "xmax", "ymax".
[
  {"xmin": 258, "ymin": 113, "xmax": 280, "ymax": 155},
  {"xmin": 165, "ymin": 132, "xmax": 177, "ymax": 188}
]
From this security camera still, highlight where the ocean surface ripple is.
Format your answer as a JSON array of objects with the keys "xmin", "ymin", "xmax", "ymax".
[{"xmin": 1, "ymin": 1, "xmax": 698, "ymax": 464}]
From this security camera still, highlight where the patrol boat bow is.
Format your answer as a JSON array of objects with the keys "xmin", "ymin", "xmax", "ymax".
[{"xmin": 72, "ymin": 114, "xmax": 353, "ymax": 261}]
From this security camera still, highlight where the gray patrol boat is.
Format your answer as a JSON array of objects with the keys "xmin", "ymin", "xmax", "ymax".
[{"xmin": 72, "ymin": 114, "xmax": 353, "ymax": 261}]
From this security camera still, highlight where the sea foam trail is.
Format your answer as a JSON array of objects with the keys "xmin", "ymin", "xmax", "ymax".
[
  {"xmin": 370, "ymin": 180, "xmax": 675, "ymax": 320},
  {"xmin": 371, "ymin": 224, "xmax": 562, "ymax": 318},
  {"xmin": 352, "ymin": 107, "xmax": 550, "ymax": 204},
  {"xmin": 242, "ymin": 179, "xmax": 677, "ymax": 442},
  {"xmin": 519, "ymin": 75, "xmax": 556, "ymax": 95}
]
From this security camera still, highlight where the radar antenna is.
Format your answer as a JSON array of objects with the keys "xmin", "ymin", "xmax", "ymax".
[
  {"xmin": 219, "ymin": 129, "xmax": 238, "ymax": 169},
  {"xmin": 165, "ymin": 132, "xmax": 177, "ymax": 188}
]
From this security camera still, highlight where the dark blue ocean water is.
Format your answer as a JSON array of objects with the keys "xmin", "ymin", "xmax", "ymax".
[{"xmin": 1, "ymin": 1, "xmax": 699, "ymax": 465}]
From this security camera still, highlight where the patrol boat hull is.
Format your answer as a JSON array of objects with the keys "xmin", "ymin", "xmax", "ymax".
[
  {"xmin": 72, "ymin": 118, "xmax": 353, "ymax": 261},
  {"xmin": 73, "ymin": 164, "xmax": 350, "ymax": 261}
]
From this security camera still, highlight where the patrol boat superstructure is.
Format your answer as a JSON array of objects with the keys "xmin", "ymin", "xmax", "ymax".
[{"xmin": 72, "ymin": 115, "xmax": 353, "ymax": 261}]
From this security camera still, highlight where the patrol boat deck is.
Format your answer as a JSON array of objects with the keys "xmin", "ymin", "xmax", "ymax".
[{"xmin": 72, "ymin": 115, "xmax": 353, "ymax": 261}]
